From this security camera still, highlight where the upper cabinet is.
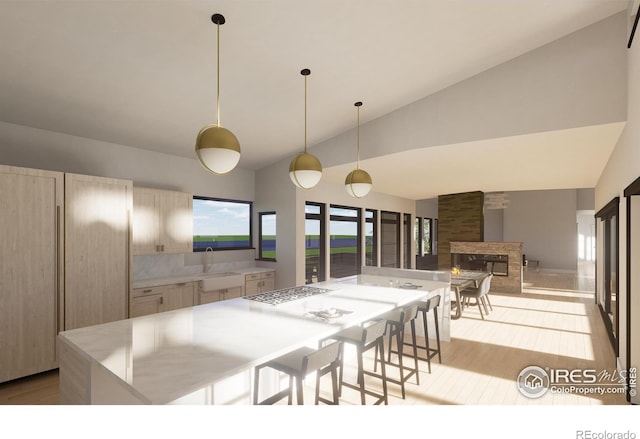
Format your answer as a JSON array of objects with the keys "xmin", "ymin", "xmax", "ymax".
[{"xmin": 132, "ymin": 187, "xmax": 193, "ymax": 255}]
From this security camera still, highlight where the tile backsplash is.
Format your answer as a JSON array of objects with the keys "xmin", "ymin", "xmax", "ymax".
[{"xmin": 133, "ymin": 249, "xmax": 257, "ymax": 280}]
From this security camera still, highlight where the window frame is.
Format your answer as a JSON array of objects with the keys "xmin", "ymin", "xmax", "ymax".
[
  {"xmin": 192, "ymin": 196, "xmax": 254, "ymax": 252},
  {"xmin": 329, "ymin": 204, "xmax": 363, "ymax": 278},
  {"xmin": 365, "ymin": 209, "xmax": 378, "ymax": 267},
  {"xmin": 305, "ymin": 202, "xmax": 326, "ymax": 284},
  {"xmin": 415, "ymin": 216, "xmax": 434, "ymax": 256},
  {"xmin": 258, "ymin": 211, "xmax": 277, "ymax": 261}
]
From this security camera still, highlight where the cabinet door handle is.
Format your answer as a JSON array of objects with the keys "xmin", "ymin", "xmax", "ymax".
[
  {"xmin": 160, "ymin": 296, "xmax": 164, "ymax": 305},
  {"xmin": 143, "ymin": 289, "xmax": 153, "ymax": 293},
  {"xmin": 176, "ymin": 283, "xmax": 186, "ymax": 287}
]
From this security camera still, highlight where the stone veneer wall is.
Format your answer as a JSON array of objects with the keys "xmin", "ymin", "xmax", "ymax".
[
  {"xmin": 450, "ymin": 241, "xmax": 523, "ymax": 293},
  {"xmin": 438, "ymin": 191, "xmax": 484, "ymax": 269}
]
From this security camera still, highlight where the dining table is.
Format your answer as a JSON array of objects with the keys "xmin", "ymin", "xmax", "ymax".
[{"xmin": 450, "ymin": 270, "xmax": 491, "ymax": 319}]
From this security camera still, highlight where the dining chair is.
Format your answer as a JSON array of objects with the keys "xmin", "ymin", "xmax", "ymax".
[{"xmin": 460, "ymin": 274, "xmax": 493, "ymax": 320}]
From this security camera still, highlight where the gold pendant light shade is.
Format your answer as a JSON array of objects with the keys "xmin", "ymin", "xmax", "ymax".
[
  {"xmin": 345, "ymin": 101, "xmax": 372, "ymax": 198},
  {"xmin": 196, "ymin": 124, "xmax": 241, "ymax": 175},
  {"xmin": 345, "ymin": 168, "xmax": 373, "ymax": 198},
  {"xmin": 289, "ymin": 151, "xmax": 323, "ymax": 189},
  {"xmin": 289, "ymin": 68, "xmax": 323, "ymax": 189},
  {"xmin": 195, "ymin": 13, "xmax": 240, "ymax": 175}
]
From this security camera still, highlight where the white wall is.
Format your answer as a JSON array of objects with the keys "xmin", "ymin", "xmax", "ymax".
[
  {"xmin": 0, "ymin": 121, "xmax": 255, "ymax": 200},
  {"xmin": 594, "ymin": 3, "xmax": 640, "ymax": 404},
  {"xmin": 416, "ymin": 198, "xmax": 438, "ymax": 219},
  {"xmin": 503, "ymin": 189, "xmax": 578, "ymax": 271},
  {"xmin": 484, "ymin": 208, "xmax": 504, "ymax": 242},
  {"xmin": 311, "ymin": 13, "xmax": 626, "ymax": 169}
]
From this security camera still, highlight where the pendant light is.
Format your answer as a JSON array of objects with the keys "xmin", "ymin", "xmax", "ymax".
[
  {"xmin": 195, "ymin": 13, "xmax": 241, "ymax": 175},
  {"xmin": 345, "ymin": 101, "xmax": 372, "ymax": 198},
  {"xmin": 289, "ymin": 69, "xmax": 323, "ymax": 189}
]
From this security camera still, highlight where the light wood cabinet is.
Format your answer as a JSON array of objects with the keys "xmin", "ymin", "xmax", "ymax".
[
  {"xmin": 245, "ymin": 271, "xmax": 275, "ymax": 295},
  {"xmin": 0, "ymin": 165, "xmax": 63, "ymax": 383},
  {"xmin": 163, "ymin": 282, "xmax": 196, "ymax": 310},
  {"xmin": 198, "ymin": 286, "xmax": 243, "ymax": 305},
  {"xmin": 64, "ymin": 173, "xmax": 132, "ymax": 330},
  {"xmin": 130, "ymin": 281, "xmax": 196, "ymax": 317},
  {"xmin": 132, "ymin": 187, "xmax": 193, "ymax": 255}
]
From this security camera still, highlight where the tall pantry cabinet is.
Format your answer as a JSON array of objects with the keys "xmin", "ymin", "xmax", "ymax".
[
  {"xmin": 0, "ymin": 165, "xmax": 133, "ymax": 383},
  {"xmin": 64, "ymin": 173, "xmax": 132, "ymax": 330},
  {"xmin": 0, "ymin": 166, "xmax": 64, "ymax": 383}
]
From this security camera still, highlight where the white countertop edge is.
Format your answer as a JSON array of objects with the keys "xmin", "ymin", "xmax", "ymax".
[{"xmin": 132, "ymin": 267, "xmax": 275, "ymax": 289}]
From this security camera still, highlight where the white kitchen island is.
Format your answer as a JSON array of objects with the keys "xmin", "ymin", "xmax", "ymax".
[{"xmin": 58, "ymin": 272, "xmax": 449, "ymax": 405}]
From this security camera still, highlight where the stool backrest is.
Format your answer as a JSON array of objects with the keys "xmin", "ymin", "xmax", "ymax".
[
  {"xmin": 302, "ymin": 341, "xmax": 340, "ymax": 375},
  {"xmin": 424, "ymin": 294, "xmax": 441, "ymax": 312},
  {"xmin": 362, "ymin": 319, "xmax": 387, "ymax": 345},
  {"xmin": 400, "ymin": 303, "xmax": 419, "ymax": 325}
]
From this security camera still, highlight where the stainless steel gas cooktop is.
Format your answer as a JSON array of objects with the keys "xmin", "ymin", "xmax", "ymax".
[{"xmin": 243, "ymin": 285, "xmax": 331, "ymax": 305}]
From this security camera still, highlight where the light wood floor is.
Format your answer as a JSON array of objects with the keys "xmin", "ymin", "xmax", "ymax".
[{"xmin": 0, "ymin": 266, "xmax": 627, "ymax": 405}]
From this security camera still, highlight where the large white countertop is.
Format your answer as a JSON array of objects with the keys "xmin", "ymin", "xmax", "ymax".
[{"xmin": 58, "ymin": 274, "xmax": 448, "ymax": 404}]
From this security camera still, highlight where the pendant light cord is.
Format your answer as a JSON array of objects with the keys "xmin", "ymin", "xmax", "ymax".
[
  {"xmin": 304, "ymin": 73, "xmax": 307, "ymax": 153},
  {"xmin": 356, "ymin": 104, "xmax": 360, "ymax": 169},
  {"xmin": 216, "ymin": 22, "xmax": 221, "ymax": 126}
]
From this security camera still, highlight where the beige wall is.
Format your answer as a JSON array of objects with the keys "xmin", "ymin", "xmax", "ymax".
[{"xmin": 594, "ymin": 4, "xmax": 639, "ymax": 404}]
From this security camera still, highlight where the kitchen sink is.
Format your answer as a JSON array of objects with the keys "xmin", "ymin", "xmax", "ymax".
[{"xmin": 199, "ymin": 272, "xmax": 244, "ymax": 291}]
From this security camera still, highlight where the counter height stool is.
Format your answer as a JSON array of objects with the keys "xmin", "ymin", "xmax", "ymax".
[
  {"xmin": 253, "ymin": 341, "xmax": 341, "ymax": 405},
  {"xmin": 375, "ymin": 303, "xmax": 420, "ymax": 399},
  {"xmin": 327, "ymin": 319, "xmax": 389, "ymax": 405},
  {"xmin": 413, "ymin": 294, "xmax": 442, "ymax": 374}
]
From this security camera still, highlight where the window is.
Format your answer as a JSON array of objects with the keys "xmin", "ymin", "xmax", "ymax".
[
  {"xmin": 258, "ymin": 212, "xmax": 276, "ymax": 261},
  {"xmin": 305, "ymin": 202, "xmax": 326, "ymax": 284},
  {"xmin": 365, "ymin": 209, "xmax": 378, "ymax": 266},
  {"xmin": 193, "ymin": 197, "xmax": 252, "ymax": 251},
  {"xmin": 380, "ymin": 211, "xmax": 400, "ymax": 268},
  {"xmin": 415, "ymin": 217, "xmax": 435, "ymax": 256},
  {"xmin": 403, "ymin": 213, "xmax": 412, "ymax": 268},
  {"xmin": 329, "ymin": 205, "xmax": 362, "ymax": 279}
]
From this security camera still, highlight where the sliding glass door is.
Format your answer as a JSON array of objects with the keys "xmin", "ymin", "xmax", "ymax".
[
  {"xmin": 595, "ymin": 197, "xmax": 619, "ymax": 354},
  {"xmin": 329, "ymin": 205, "xmax": 361, "ymax": 279},
  {"xmin": 381, "ymin": 211, "xmax": 400, "ymax": 268}
]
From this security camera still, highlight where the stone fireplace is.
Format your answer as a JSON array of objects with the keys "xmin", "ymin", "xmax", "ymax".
[{"xmin": 450, "ymin": 241, "xmax": 523, "ymax": 293}]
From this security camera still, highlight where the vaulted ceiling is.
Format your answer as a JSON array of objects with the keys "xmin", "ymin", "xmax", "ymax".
[{"xmin": 0, "ymin": 1, "xmax": 629, "ymax": 199}]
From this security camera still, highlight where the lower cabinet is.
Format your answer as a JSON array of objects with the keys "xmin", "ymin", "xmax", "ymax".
[
  {"xmin": 245, "ymin": 271, "xmax": 275, "ymax": 295},
  {"xmin": 198, "ymin": 286, "xmax": 243, "ymax": 305},
  {"xmin": 130, "ymin": 282, "xmax": 196, "ymax": 318}
]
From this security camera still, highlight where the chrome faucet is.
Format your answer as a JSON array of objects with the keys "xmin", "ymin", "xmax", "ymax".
[{"xmin": 204, "ymin": 247, "xmax": 214, "ymax": 273}]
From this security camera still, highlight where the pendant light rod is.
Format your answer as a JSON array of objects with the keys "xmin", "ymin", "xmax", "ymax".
[
  {"xmin": 212, "ymin": 13, "xmax": 225, "ymax": 126},
  {"xmin": 301, "ymin": 69, "xmax": 310, "ymax": 153},
  {"xmin": 355, "ymin": 101, "xmax": 362, "ymax": 169}
]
